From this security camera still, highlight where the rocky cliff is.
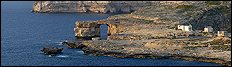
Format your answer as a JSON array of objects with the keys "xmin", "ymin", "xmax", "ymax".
[
  {"xmin": 73, "ymin": 1, "xmax": 231, "ymax": 40},
  {"xmin": 130, "ymin": 1, "xmax": 231, "ymax": 32},
  {"xmin": 33, "ymin": 1, "xmax": 213, "ymax": 13},
  {"xmin": 32, "ymin": 1, "xmax": 156, "ymax": 13},
  {"xmin": 33, "ymin": 1, "xmax": 231, "ymax": 37},
  {"xmin": 74, "ymin": 20, "xmax": 121, "ymax": 39}
]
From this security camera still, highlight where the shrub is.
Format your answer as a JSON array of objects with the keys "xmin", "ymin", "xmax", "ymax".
[
  {"xmin": 212, "ymin": 45, "xmax": 231, "ymax": 51},
  {"xmin": 175, "ymin": 5, "xmax": 194, "ymax": 9},
  {"xmin": 141, "ymin": 19, "xmax": 153, "ymax": 24},
  {"xmin": 216, "ymin": 6, "xmax": 230, "ymax": 14},
  {"xmin": 206, "ymin": 1, "xmax": 221, "ymax": 6}
]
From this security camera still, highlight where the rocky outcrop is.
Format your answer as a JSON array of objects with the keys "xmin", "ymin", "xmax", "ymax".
[
  {"xmin": 61, "ymin": 1, "xmax": 231, "ymax": 66},
  {"xmin": 41, "ymin": 47, "xmax": 63, "ymax": 55},
  {"xmin": 71, "ymin": 1, "xmax": 231, "ymax": 40},
  {"xmin": 81, "ymin": 46, "xmax": 230, "ymax": 66},
  {"xmin": 189, "ymin": 5, "xmax": 231, "ymax": 32},
  {"xmin": 64, "ymin": 39, "xmax": 231, "ymax": 66},
  {"xmin": 74, "ymin": 20, "xmax": 120, "ymax": 39},
  {"xmin": 32, "ymin": 1, "xmax": 156, "ymax": 13},
  {"xmin": 62, "ymin": 40, "xmax": 87, "ymax": 48},
  {"xmin": 130, "ymin": 1, "xmax": 231, "ymax": 32}
]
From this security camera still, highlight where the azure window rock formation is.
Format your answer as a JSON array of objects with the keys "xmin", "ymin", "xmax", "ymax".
[{"xmin": 74, "ymin": 21, "xmax": 120, "ymax": 40}]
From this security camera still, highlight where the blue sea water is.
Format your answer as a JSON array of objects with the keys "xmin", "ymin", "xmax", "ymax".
[
  {"xmin": 100, "ymin": 24, "xmax": 108, "ymax": 40},
  {"xmin": 1, "ymin": 1, "xmax": 222, "ymax": 66}
]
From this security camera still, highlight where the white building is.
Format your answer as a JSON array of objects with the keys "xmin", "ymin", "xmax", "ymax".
[
  {"xmin": 177, "ymin": 24, "xmax": 192, "ymax": 32},
  {"xmin": 203, "ymin": 26, "xmax": 213, "ymax": 33},
  {"xmin": 92, "ymin": 37, "xmax": 100, "ymax": 40},
  {"xmin": 217, "ymin": 31, "xmax": 228, "ymax": 37},
  {"xmin": 228, "ymin": 33, "xmax": 231, "ymax": 37}
]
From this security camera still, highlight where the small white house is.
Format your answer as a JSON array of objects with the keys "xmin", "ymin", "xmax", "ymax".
[
  {"xmin": 92, "ymin": 37, "xmax": 100, "ymax": 40},
  {"xmin": 177, "ymin": 24, "xmax": 192, "ymax": 32},
  {"xmin": 228, "ymin": 33, "xmax": 231, "ymax": 37},
  {"xmin": 217, "ymin": 31, "xmax": 228, "ymax": 37},
  {"xmin": 203, "ymin": 26, "xmax": 213, "ymax": 33},
  {"xmin": 177, "ymin": 25, "xmax": 183, "ymax": 30}
]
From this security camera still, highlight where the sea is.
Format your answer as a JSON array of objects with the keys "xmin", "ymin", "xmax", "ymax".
[{"xmin": 1, "ymin": 1, "xmax": 222, "ymax": 66}]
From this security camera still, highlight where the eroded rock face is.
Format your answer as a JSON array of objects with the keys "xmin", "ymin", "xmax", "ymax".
[
  {"xmin": 32, "ymin": 1, "xmax": 156, "ymax": 13},
  {"xmin": 74, "ymin": 21, "xmax": 119, "ymax": 39},
  {"xmin": 32, "ymin": 1, "xmax": 212, "ymax": 13},
  {"xmin": 62, "ymin": 41, "xmax": 87, "ymax": 48}
]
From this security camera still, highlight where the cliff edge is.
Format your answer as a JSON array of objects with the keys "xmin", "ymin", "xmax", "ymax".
[{"xmin": 32, "ymin": 1, "xmax": 156, "ymax": 13}]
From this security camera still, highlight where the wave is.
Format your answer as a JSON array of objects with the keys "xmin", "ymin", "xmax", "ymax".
[
  {"xmin": 54, "ymin": 41, "xmax": 63, "ymax": 45},
  {"xmin": 48, "ymin": 55, "xmax": 52, "ymax": 57},
  {"xmin": 76, "ymin": 51, "xmax": 84, "ymax": 54},
  {"xmin": 56, "ymin": 55, "xmax": 69, "ymax": 58}
]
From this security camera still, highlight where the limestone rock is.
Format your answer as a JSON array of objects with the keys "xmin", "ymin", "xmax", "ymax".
[
  {"xmin": 41, "ymin": 47, "xmax": 63, "ymax": 55},
  {"xmin": 32, "ymin": 1, "xmax": 156, "ymax": 13},
  {"xmin": 74, "ymin": 21, "xmax": 120, "ymax": 39}
]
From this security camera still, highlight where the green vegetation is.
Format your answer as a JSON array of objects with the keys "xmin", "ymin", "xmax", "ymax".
[
  {"xmin": 202, "ymin": 32, "xmax": 209, "ymax": 35},
  {"xmin": 160, "ymin": 18, "xmax": 172, "ymax": 21},
  {"xmin": 216, "ymin": 6, "xmax": 230, "ymax": 14},
  {"xmin": 212, "ymin": 45, "xmax": 231, "ymax": 51},
  {"xmin": 167, "ymin": 26, "xmax": 175, "ymax": 29},
  {"xmin": 175, "ymin": 5, "xmax": 196, "ymax": 14},
  {"xmin": 89, "ymin": 22, "xmax": 98, "ymax": 26},
  {"xmin": 184, "ymin": 46, "xmax": 206, "ymax": 50},
  {"xmin": 184, "ymin": 12, "xmax": 194, "ymax": 17},
  {"xmin": 206, "ymin": 1, "xmax": 221, "ymax": 6},
  {"xmin": 209, "ymin": 38, "xmax": 231, "ymax": 45},
  {"xmin": 191, "ymin": 42, "xmax": 199, "ymax": 45},
  {"xmin": 175, "ymin": 5, "xmax": 194, "ymax": 9},
  {"xmin": 164, "ymin": 6, "xmax": 175, "ymax": 10},
  {"xmin": 142, "ymin": 19, "xmax": 153, "ymax": 24}
]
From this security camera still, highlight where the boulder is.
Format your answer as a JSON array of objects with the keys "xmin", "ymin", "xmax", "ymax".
[{"xmin": 41, "ymin": 47, "xmax": 63, "ymax": 55}]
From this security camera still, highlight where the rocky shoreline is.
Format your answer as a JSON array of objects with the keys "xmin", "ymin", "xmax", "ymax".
[
  {"xmin": 70, "ymin": 12, "xmax": 231, "ymax": 66},
  {"xmin": 82, "ymin": 50, "xmax": 230, "ymax": 66},
  {"xmin": 63, "ymin": 39, "xmax": 231, "ymax": 66},
  {"xmin": 32, "ymin": 1, "xmax": 231, "ymax": 66}
]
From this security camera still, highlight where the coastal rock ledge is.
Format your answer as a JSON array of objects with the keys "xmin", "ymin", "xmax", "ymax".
[{"xmin": 63, "ymin": 40, "xmax": 231, "ymax": 66}]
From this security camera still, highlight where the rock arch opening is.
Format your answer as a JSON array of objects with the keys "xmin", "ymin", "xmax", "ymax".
[
  {"xmin": 99, "ymin": 24, "xmax": 108, "ymax": 40},
  {"xmin": 75, "ymin": 21, "xmax": 118, "ymax": 40}
]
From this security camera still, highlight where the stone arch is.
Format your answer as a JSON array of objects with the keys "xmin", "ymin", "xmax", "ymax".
[
  {"xmin": 96, "ymin": 23, "xmax": 111, "ymax": 36},
  {"xmin": 95, "ymin": 21, "xmax": 118, "ymax": 36},
  {"xmin": 74, "ymin": 21, "xmax": 118, "ymax": 40}
]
